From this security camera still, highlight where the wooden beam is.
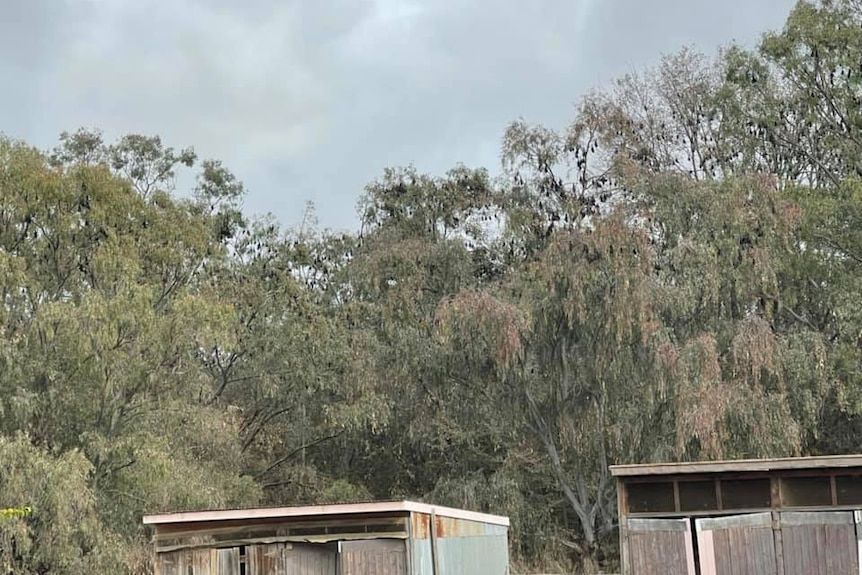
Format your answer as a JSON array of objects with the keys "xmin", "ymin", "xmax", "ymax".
[
  {"xmin": 618, "ymin": 480, "xmax": 629, "ymax": 575},
  {"xmin": 610, "ymin": 454, "xmax": 862, "ymax": 477}
]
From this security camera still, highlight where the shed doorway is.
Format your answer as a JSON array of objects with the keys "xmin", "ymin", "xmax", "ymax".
[
  {"xmin": 626, "ymin": 511, "xmax": 862, "ymax": 575},
  {"xmin": 216, "ymin": 543, "xmax": 338, "ymax": 575},
  {"xmin": 340, "ymin": 540, "xmax": 407, "ymax": 575},
  {"xmin": 696, "ymin": 511, "xmax": 859, "ymax": 575},
  {"xmin": 695, "ymin": 513, "xmax": 778, "ymax": 575},
  {"xmin": 625, "ymin": 518, "xmax": 696, "ymax": 575}
]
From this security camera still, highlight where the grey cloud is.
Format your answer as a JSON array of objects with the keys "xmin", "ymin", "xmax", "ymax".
[
  {"xmin": 1, "ymin": 0, "xmax": 78, "ymax": 135},
  {"xmin": 46, "ymin": 1, "xmax": 341, "ymax": 159},
  {"xmin": 305, "ymin": 0, "xmax": 796, "ymax": 230},
  {"xmin": 3, "ymin": 0, "xmax": 796, "ymax": 231}
]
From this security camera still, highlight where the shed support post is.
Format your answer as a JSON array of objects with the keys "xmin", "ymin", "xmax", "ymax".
[
  {"xmin": 617, "ymin": 480, "xmax": 629, "ymax": 575},
  {"xmin": 430, "ymin": 511, "xmax": 440, "ymax": 575},
  {"xmin": 771, "ymin": 511, "xmax": 785, "ymax": 575},
  {"xmin": 856, "ymin": 511, "xmax": 862, "ymax": 575}
]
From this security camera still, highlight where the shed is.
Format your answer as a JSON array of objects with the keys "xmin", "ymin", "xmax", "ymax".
[
  {"xmin": 610, "ymin": 454, "xmax": 862, "ymax": 575},
  {"xmin": 142, "ymin": 500, "xmax": 509, "ymax": 575}
]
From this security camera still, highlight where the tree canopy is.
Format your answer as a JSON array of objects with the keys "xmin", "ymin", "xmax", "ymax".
[{"xmin": 1, "ymin": 1, "xmax": 861, "ymax": 572}]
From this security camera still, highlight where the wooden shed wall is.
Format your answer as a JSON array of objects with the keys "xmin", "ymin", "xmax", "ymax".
[
  {"xmin": 614, "ymin": 460, "xmax": 862, "ymax": 574},
  {"xmin": 775, "ymin": 512, "xmax": 858, "ymax": 575},
  {"xmin": 696, "ymin": 513, "xmax": 778, "ymax": 575},
  {"xmin": 625, "ymin": 518, "xmax": 695, "ymax": 575},
  {"xmin": 341, "ymin": 540, "xmax": 407, "ymax": 575},
  {"xmin": 157, "ymin": 548, "xmax": 213, "ymax": 575},
  {"xmin": 152, "ymin": 514, "xmax": 409, "ymax": 553},
  {"xmin": 623, "ymin": 511, "xmax": 862, "ymax": 575}
]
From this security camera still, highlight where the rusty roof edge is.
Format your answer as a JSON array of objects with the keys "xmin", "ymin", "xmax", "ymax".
[
  {"xmin": 404, "ymin": 501, "xmax": 510, "ymax": 527},
  {"xmin": 610, "ymin": 454, "xmax": 862, "ymax": 477},
  {"xmin": 142, "ymin": 500, "xmax": 510, "ymax": 527}
]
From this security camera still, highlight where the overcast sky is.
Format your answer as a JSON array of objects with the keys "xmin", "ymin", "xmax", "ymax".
[{"xmin": 2, "ymin": 0, "xmax": 795, "ymax": 232}]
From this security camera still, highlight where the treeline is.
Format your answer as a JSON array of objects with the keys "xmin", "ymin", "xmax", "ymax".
[{"xmin": 1, "ymin": 1, "xmax": 861, "ymax": 572}]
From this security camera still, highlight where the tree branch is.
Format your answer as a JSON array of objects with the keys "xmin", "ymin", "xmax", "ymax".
[
  {"xmin": 813, "ymin": 233, "xmax": 862, "ymax": 265},
  {"xmin": 525, "ymin": 388, "xmax": 597, "ymax": 546},
  {"xmin": 254, "ymin": 431, "xmax": 344, "ymax": 480}
]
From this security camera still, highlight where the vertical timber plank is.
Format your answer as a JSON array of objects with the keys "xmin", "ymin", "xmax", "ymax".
[
  {"xmin": 855, "ymin": 511, "xmax": 862, "ymax": 575},
  {"xmin": 773, "ymin": 511, "xmax": 785, "ymax": 575},
  {"xmin": 217, "ymin": 547, "xmax": 239, "ymax": 575},
  {"xmin": 618, "ymin": 480, "xmax": 630, "ymax": 575}
]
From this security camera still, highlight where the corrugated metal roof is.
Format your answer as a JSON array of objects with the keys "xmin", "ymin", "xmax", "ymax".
[
  {"xmin": 142, "ymin": 500, "xmax": 510, "ymax": 527},
  {"xmin": 610, "ymin": 454, "xmax": 862, "ymax": 477}
]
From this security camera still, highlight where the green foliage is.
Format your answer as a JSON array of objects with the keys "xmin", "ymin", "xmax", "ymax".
[
  {"xmin": 0, "ymin": 136, "xmax": 259, "ymax": 573},
  {"xmin": 0, "ymin": 507, "xmax": 31, "ymax": 519},
  {"xmin": 1, "ymin": 2, "xmax": 862, "ymax": 573},
  {"xmin": 0, "ymin": 434, "xmax": 124, "ymax": 574}
]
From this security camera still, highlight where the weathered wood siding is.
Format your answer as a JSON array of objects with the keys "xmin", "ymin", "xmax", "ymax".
[
  {"xmin": 340, "ymin": 539, "xmax": 407, "ymax": 575},
  {"xmin": 247, "ymin": 543, "xmax": 280, "ymax": 574},
  {"xmin": 217, "ymin": 547, "xmax": 240, "ymax": 575},
  {"xmin": 153, "ymin": 516, "xmax": 409, "ymax": 553},
  {"xmin": 696, "ymin": 512, "xmax": 777, "ymax": 575},
  {"xmin": 625, "ymin": 518, "xmax": 695, "ymax": 575},
  {"xmin": 779, "ymin": 511, "xmax": 858, "ymax": 575},
  {"xmin": 150, "ymin": 509, "xmax": 509, "ymax": 575},
  {"xmin": 249, "ymin": 542, "xmax": 338, "ymax": 575},
  {"xmin": 156, "ymin": 548, "xmax": 213, "ymax": 575}
]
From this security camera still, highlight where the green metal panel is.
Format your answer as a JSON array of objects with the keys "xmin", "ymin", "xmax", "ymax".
[
  {"xmin": 480, "ymin": 523, "xmax": 508, "ymax": 537},
  {"xmin": 408, "ymin": 512, "xmax": 508, "ymax": 575},
  {"xmin": 436, "ymin": 535, "xmax": 508, "ymax": 575},
  {"xmin": 410, "ymin": 536, "xmax": 434, "ymax": 575}
]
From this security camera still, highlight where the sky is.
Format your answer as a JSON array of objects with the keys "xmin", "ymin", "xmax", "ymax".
[{"xmin": 2, "ymin": 0, "xmax": 796, "ymax": 233}]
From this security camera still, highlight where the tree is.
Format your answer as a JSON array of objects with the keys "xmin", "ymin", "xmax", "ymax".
[
  {"xmin": 0, "ymin": 434, "xmax": 124, "ymax": 574},
  {"xmin": 0, "ymin": 134, "xmax": 259, "ymax": 573},
  {"xmin": 3, "ymin": 3, "xmax": 862, "ymax": 572}
]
